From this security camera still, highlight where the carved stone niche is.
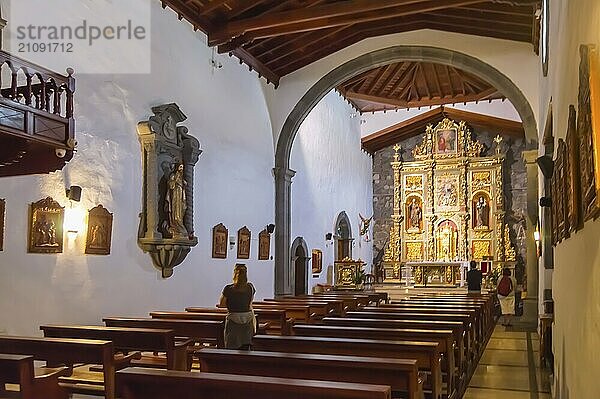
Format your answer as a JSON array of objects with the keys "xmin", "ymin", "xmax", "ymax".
[{"xmin": 137, "ymin": 103, "xmax": 202, "ymax": 278}]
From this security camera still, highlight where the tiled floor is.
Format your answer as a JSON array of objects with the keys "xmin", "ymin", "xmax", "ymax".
[{"xmin": 463, "ymin": 325, "xmax": 552, "ymax": 399}]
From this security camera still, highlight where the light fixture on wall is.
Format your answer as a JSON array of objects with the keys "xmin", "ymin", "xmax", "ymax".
[
  {"xmin": 229, "ymin": 235, "xmax": 235, "ymax": 249},
  {"xmin": 325, "ymin": 232, "xmax": 333, "ymax": 241},
  {"xmin": 266, "ymin": 224, "xmax": 275, "ymax": 234},
  {"xmin": 65, "ymin": 185, "xmax": 82, "ymax": 202},
  {"xmin": 64, "ymin": 185, "xmax": 84, "ymax": 237}
]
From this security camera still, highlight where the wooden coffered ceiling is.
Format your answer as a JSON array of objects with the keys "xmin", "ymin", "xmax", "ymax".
[
  {"xmin": 361, "ymin": 105, "xmax": 524, "ymax": 153},
  {"xmin": 337, "ymin": 61, "xmax": 505, "ymax": 112},
  {"xmin": 160, "ymin": 0, "xmax": 541, "ymax": 87}
]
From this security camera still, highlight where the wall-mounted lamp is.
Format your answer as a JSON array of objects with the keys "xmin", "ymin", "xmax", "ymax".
[
  {"xmin": 325, "ymin": 232, "xmax": 333, "ymax": 241},
  {"xmin": 66, "ymin": 185, "xmax": 82, "ymax": 202},
  {"xmin": 64, "ymin": 206, "xmax": 86, "ymax": 236},
  {"xmin": 539, "ymin": 196, "xmax": 552, "ymax": 207},
  {"xmin": 266, "ymin": 224, "xmax": 275, "ymax": 234},
  {"xmin": 229, "ymin": 235, "xmax": 235, "ymax": 249}
]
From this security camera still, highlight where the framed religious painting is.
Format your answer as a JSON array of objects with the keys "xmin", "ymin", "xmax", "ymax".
[
  {"xmin": 212, "ymin": 223, "xmax": 228, "ymax": 259},
  {"xmin": 85, "ymin": 205, "xmax": 113, "ymax": 255},
  {"xmin": 555, "ymin": 139, "xmax": 569, "ymax": 242},
  {"xmin": 0, "ymin": 198, "xmax": 5, "ymax": 251},
  {"xmin": 434, "ymin": 128, "xmax": 458, "ymax": 155},
  {"xmin": 312, "ymin": 249, "xmax": 323, "ymax": 274},
  {"xmin": 258, "ymin": 229, "xmax": 270, "ymax": 260},
  {"xmin": 578, "ymin": 44, "xmax": 600, "ymax": 220},
  {"xmin": 589, "ymin": 45, "xmax": 600, "ymax": 211},
  {"xmin": 237, "ymin": 226, "xmax": 251, "ymax": 259},
  {"xmin": 28, "ymin": 197, "xmax": 64, "ymax": 253},
  {"xmin": 566, "ymin": 105, "xmax": 582, "ymax": 233}
]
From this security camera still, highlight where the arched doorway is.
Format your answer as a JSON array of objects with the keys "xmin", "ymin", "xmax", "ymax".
[
  {"xmin": 334, "ymin": 211, "xmax": 353, "ymax": 261},
  {"xmin": 274, "ymin": 45, "xmax": 539, "ymax": 296},
  {"xmin": 290, "ymin": 237, "xmax": 309, "ymax": 295}
]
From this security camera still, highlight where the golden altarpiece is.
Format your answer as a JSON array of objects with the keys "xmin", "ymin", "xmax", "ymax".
[{"xmin": 382, "ymin": 118, "xmax": 516, "ymax": 286}]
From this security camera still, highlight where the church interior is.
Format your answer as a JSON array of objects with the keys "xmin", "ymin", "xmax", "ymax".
[{"xmin": 0, "ymin": 0, "xmax": 598, "ymax": 398}]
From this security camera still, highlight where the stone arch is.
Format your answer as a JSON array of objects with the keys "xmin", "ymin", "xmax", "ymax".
[
  {"xmin": 274, "ymin": 45, "xmax": 539, "ymax": 295},
  {"xmin": 290, "ymin": 236, "xmax": 310, "ymax": 295}
]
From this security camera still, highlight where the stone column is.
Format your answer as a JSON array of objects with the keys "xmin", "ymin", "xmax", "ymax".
[
  {"xmin": 273, "ymin": 167, "xmax": 296, "ymax": 296},
  {"xmin": 522, "ymin": 149, "xmax": 540, "ymax": 322}
]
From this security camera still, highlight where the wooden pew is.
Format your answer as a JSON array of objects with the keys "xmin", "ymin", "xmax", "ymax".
[
  {"xmin": 147, "ymin": 312, "xmax": 269, "ymax": 335},
  {"xmin": 252, "ymin": 334, "xmax": 442, "ymax": 399},
  {"xmin": 197, "ymin": 348, "xmax": 423, "ymax": 399},
  {"xmin": 184, "ymin": 307, "xmax": 293, "ymax": 335},
  {"xmin": 0, "ymin": 354, "xmax": 70, "ymax": 399},
  {"xmin": 40, "ymin": 325, "xmax": 188, "ymax": 371},
  {"xmin": 374, "ymin": 304, "xmax": 485, "ymax": 354},
  {"xmin": 399, "ymin": 299, "xmax": 492, "ymax": 339},
  {"xmin": 116, "ymin": 367, "xmax": 392, "ymax": 399},
  {"xmin": 262, "ymin": 299, "xmax": 333, "ymax": 319},
  {"xmin": 300, "ymin": 294, "xmax": 367, "ymax": 310},
  {"xmin": 250, "ymin": 302, "xmax": 316, "ymax": 323},
  {"xmin": 293, "ymin": 324, "xmax": 456, "ymax": 399},
  {"xmin": 313, "ymin": 291, "xmax": 381, "ymax": 306},
  {"xmin": 322, "ymin": 317, "xmax": 467, "ymax": 378},
  {"xmin": 347, "ymin": 310, "xmax": 476, "ymax": 367},
  {"xmin": 264, "ymin": 298, "xmax": 344, "ymax": 316},
  {"xmin": 359, "ymin": 307, "xmax": 478, "ymax": 351},
  {"xmin": 0, "ymin": 336, "xmax": 116, "ymax": 399},
  {"xmin": 102, "ymin": 318, "xmax": 225, "ymax": 348}
]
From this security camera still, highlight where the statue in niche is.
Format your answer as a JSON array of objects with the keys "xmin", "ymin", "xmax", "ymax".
[
  {"xmin": 474, "ymin": 196, "xmax": 490, "ymax": 229},
  {"xmin": 407, "ymin": 198, "xmax": 422, "ymax": 232},
  {"xmin": 165, "ymin": 163, "xmax": 188, "ymax": 239}
]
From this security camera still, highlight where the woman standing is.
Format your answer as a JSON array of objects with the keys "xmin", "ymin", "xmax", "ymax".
[
  {"xmin": 219, "ymin": 264, "xmax": 256, "ymax": 349},
  {"xmin": 497, "ymin": 268, "xmax": 516, "ymax": 326}
]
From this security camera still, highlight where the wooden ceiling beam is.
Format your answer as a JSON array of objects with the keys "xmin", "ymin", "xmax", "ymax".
[
  {"xmin": 432, "ymin": 8, "xmax": 533, "ymax": 25},
  {"xmin": 388, "ymin": 63, "xmax": 418, "ymax": 97},
  {"xmin": 161, "ymin": 0, "xmax": 215, "ymax": 33},
  {"xmin": 366, "ymin": 65, "xmax": 392, "ymax": 94},
  {"xmin": 230, "ymin": 47, "xmax": 280, "ymax": 87},
  {"xmin": 459, "ymin": 3, "xmax": 535, "ymax": 16},
  {"xmin": 419, "ymin": 63, "xmax": 432, "ymax": 99},
  {"xmin": 427, "ymin": 20, "xmax": 532, "ymax": 42},
  {"xmin": 423, "ymin": 11, "xmax": 534, "ymax": 33},
  {"xmin": 344, "ymin": 88, "xmax": 500, "ymax": 109},
  {"xmin": 378, "ymin": 63, "xmax": 404, "ymax": 95},
  {"xmin": 263, "ymin": 26, "xmax": 349, "ymax": 67},
  {"xmin": 208, "ymin": 0, "xmax": 486, "ymax": 46},
  {"xmin": 199, "ymin": 0, "xmax": 230, "ymax": 15}
]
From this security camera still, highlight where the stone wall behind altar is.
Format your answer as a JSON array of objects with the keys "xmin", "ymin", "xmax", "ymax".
[{"xmin": 372, "ymin": 126, "xmax": 529, "ymax": 283}]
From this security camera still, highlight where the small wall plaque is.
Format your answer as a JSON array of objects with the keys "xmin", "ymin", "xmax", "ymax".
[
  {"xmin": 85, "ymin": 205, "xmax": 113, "ymax": 255},
  {"xmin": 212, "ymin": 223, "xmax": 228, "ymax": 259},
  {"xmin": 28, "ymin": 197, "xmax": 64, "ymax": 254}
]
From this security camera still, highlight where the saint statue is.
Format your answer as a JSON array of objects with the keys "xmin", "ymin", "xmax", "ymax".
[
  {"xmin": 408, "ymin": 198, "xmax": 422, "ymax": 230},
  {"xmin": 165, "ymin": 163, "xmax": 188, "ymax": 239},
  {"xmin": 475, "ymin": 196, "xmax": 489, "ymax": 228}
]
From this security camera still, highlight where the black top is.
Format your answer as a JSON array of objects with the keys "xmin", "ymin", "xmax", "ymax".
[
  {"xmin": 466, "ymin": 269, "xmax": 483, "ymax": 291},
  {"xmin": 222, "ymin": 283, "xmax": 255, "ymax": 312}
]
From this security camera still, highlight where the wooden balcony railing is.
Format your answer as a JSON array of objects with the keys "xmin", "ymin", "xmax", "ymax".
[{"xmin": 0, "ymin": 50, "xmax": 76, "ymax": 177}]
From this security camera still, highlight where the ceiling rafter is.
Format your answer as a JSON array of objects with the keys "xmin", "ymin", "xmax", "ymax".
[
  {"xmin": 208, "ymin": 0, "xmax": 486, "ymax": 46},
  {"xmin": 161, "ymin": 0, "xmax": 541, "ymax": 85}
]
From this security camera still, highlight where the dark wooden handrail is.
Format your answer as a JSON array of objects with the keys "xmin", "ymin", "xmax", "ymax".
[{"xmin": 0, "ymin": 50, "xmax": 75, "ymax": 119}]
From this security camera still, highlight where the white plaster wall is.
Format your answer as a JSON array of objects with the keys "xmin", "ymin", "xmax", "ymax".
[
  {"xmin": 0, "ymin": 1, "xmax": 276, "ymax": 335},
  {"xmin": 360, "ymin": 99, "xmax": 522, "ymax": 137},
  {"xmin": 263, "ymin": 30, "xmax": 540, "ymax": 147},
  {"xmin": 538, "ymin": 1, "xmax": 600, "ymax": 398},
  {"xmin": 290, "ymin": 91, "xmax": 373, "ymax": 289}
]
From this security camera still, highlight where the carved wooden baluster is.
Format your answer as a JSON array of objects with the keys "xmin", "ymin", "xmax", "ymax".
[
  {"xmin": 24, "ymin": 71, "xmax": 32, "ymax": 106},
  {"xmin": 39, "ymin": 78, "xmax": 46, "ymax": 111},
  {"xmin": 10, "ymin": 67, "xmax": 18, "ymax": 100},
  {"xmin": 54, "ymin": 86, "xmax": 61, "ymax": 115},
  {"xmin": 44, "ymin": 81, "xmax": 52, "ymax": 112},
  {"xmin": 66, "ymin": 68, "xmax": 74, "ymax": 118},
  {"xmin": 66, "ymin": 88, "xmax": 73, "ymax": 118}
]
